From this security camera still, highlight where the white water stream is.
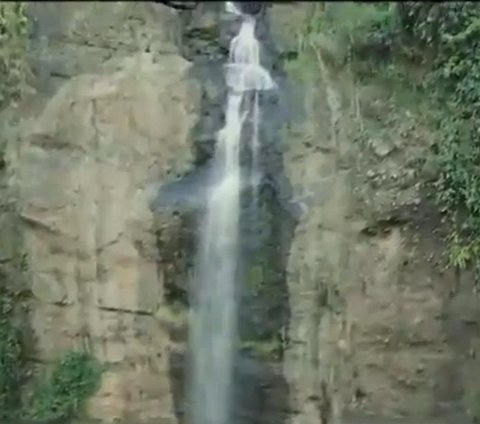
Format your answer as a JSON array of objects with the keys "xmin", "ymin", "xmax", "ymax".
[{"xmin": 188, "ymin": 3, "xmax": 274, "ymax": 424}]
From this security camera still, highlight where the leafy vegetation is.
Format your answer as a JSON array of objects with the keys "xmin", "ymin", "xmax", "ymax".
[
  {"xmin": 284, "ymin": 3, "xmax": 395, "ymax": 80},
  {"xmin": 389, "ymin": 3, "xmax": 480, "ymax": 273},
  {"xmin": 0, "ymin": 6, "xmax": 101, "ymax": 420},
  {"xmin": 0, "ymin": 290, "xmax": 102, "ymax": 423},
  {"xmin": 0, "ymin": 288, "xmax": 23, "ymax": 420},
  {"xmin": 315, "ymin": 2, "xmax": 394, "ymax": 44},
  {"xmin": 288, "ymin": 6, "xmax": 480, "ymax": 415},
  {"xmin": 240, "ymin": 339, "xmax": 281, "ymax": 361},
  {"xmin": 286, "ymin": 3, "xmax": 480, "ymax": 274},
  {"xmin": 0, "ymin": 1, "xmax": 30, "ymax": 108},
  {"xmin": 26, "ymin": 351, "xmax": 103, "ymax": 422}
]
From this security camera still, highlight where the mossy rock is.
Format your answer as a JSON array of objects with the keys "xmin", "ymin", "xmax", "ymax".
[
  {"xmin": 240, "ymin": 339, "xmax": 280, "ymax": 361},
  {"xmin": 155, "ymin": 302, "xmax": 188, "ymax": 330},
  {"xmin": 247, "ymin": 265, "xmax": 264, "ymax": 289}
]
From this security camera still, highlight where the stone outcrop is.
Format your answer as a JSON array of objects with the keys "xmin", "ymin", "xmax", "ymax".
[{"xmin": 10, "ymin": 3, "xmax": 200, "ymax": 423}]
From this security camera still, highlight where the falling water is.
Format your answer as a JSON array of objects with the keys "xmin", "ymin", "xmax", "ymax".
[
  {"xmin": 188, "ymin": 3, "xmax": 274, "ymax": 424},
  {"xmin": 250, "ymin": 91, "xmax": 260, "ymax": 204}
]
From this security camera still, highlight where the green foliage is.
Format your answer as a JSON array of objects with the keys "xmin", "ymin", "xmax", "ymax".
[
  {"xmin": 240, "ymin": 339, "xmax": 281, "ymax": 361},
  {"xmin": 0, "ymin": 288, "xmax": 23, "ymax": 420},
  {"xmin": 0, "ymin": 2, "xmax": 30, "ymax": 107},
  {"xmin": 448, "ymin": 232, "xmax": 480, "ymax": 270},
  {"xmin": 284, "ymin": 3, "xmax": 396, "ymax": 82},
  {"xmin": 1, "ymin": 303, "xmax": 100, "ymax": 421},
  {"xmin": 402, "ymin": 4, "xmax": 480, "ymax": 271},
  {"xmin": 350, "ymin": 3, "xmax": 480, "ymax": 271},
  {"xmin": 320, "ymin": 2, "xmax": 395, "ymax": 43},
  {"xmin": 27, "ymin": 351, "xmax": 103, "ymax": 422},
  {"xmin": 0, "ymin": 287, "xmax": 102, "ymax": 422},
  {"xmin": 291, "ymin": 2, "xmax": 480, "ymax": 272},
  {"xmin": 351, "ymin": 3, "xmax": 480, "ymax": 271}
]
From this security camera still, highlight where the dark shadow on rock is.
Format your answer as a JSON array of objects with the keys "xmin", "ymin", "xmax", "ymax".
[
  {"xmin": 157, "ymin": 4, "xmax": 227, "ymax": 422},
  {"xmin": 235, "ymin": 2, "xmax": 264, "ymax": 16},
  {"xmin": 231, "ymin": 8, "xmax": 298, "ymax": 424},
  {"xmin": 150, "ymin": 160, "xmax": 262, "ymax": 216}
]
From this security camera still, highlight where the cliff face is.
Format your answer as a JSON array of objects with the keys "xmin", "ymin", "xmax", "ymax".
[
  {"xmin": 271, "ymin": 4, "xmax": 480, "ymax": 423},
  {"xmin": 9, "ymin": 3, "xmax": 200, "ymax": 423},
  {"xmin": 1, "ymin": 2, "xmax": 479, "ymax": 424}
]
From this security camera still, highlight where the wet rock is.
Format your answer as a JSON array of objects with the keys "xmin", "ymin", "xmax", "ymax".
[
  {"xmin": 151, "ymin": 162, "xmax": 262, "ymax": 214},
  {"xmin": 247, "ymin": 265, "xmax": 264, "ymax": 288},
  {"xmin": 155, "ymin": 1, "xmax": 197, "ymax": 10},
  {"xmin": 236, "ymin": 2, "xmax": 264, "ymax": 16},
  {"xmin": 188, "ymin": 8, "xmax": 218, "ymax": 36}
]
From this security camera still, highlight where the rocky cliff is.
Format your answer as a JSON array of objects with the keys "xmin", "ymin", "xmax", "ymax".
[
  {"xmin": 8, "ymin": 2, "xmax": 200, "ymax": 423},
  {"xmin": 0, "ymin": 2, "xmax": 479, "ymax": 424},
  {"xmin": 271, "ymin": 4, "xmax": 480, "ymax": 423}
]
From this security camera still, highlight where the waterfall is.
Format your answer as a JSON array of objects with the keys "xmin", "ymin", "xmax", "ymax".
[{"xmin": 188, "ymin": 3, "xmax": 274, "ymax": 424}]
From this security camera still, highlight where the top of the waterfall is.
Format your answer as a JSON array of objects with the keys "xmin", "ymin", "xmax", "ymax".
[
  {"xmin": 225, "ymin": 7, "xmax": 275, "ymax": 92},
  {"xmin": 225, "ymin": 2, "xmax": 241, "ymax": 15},
  {"xmin": 225, "ymin": 1, "xmax": 263, "ymax": 16}
]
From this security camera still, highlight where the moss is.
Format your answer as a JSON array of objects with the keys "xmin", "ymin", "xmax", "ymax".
[
  {"xmin": 240, "ymin": 339, "xmax": 281, "ymax": 361},
  {"xmin": 463, "ymin": 379, "xmax": 480, "ymax": 422},
  {"xmin": 155, "ymin": 301, "xmax": 189, "ymax": 330},
  {"xmin": 246, "ymin": 264, "xmax": 264, "ymax": 289}
]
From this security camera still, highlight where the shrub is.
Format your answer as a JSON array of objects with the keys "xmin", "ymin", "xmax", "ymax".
[
  {"xmin": 289, "ymin": 2, "xmax": 480, "ymax": 273},
  {"xmin": 400, "ymin": 3, "xmax": 480, "ymax": 272},
  {"xmin": 0, "ymin": 288, "xmax": 103, "ymax": 423},
  {"xmin": 0, "ymin": 2, "xmax": 30, "ymax": 107},
  {"xmin": 27, "ymin": 351, "xmax": 103, "ymax": 422},
  {"xmin": 0, "ymin": 288, "xmax": 23, "ymax": 420}
]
